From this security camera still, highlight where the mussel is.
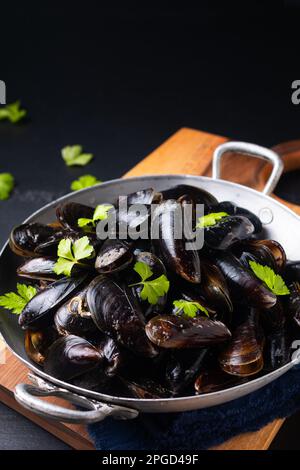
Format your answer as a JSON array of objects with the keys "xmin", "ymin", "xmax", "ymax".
[
  {"xmin": 25, "ymin": 327, "xmax": 58, "ymax": 365},
  {"xmin": 56, "ymin": 202, "xmax": 94, "ymax": 231},
  {"xmin": 152, "ymin": 200, "xmax": 201, "ymax": 283},
  {"xmin": 195, "ymin": 368, "xmax": 246, "ymax": 394},
  {"xmin": 284, "ymin": 261, "xmax": 300, "ymax": 284},
  {"xmin": 219, "ymin": 307, "xmax": 264, "ymax": 377},
  {"xmin": 161, "ymin": 184, "xmax": 218, "ymax": 208},
  {"xmin": 120, "ymin": 376, "xmax": 170, "ymax": 399},
  {"xmin": 202, "ymin": 215, "xmax": 255, "ymax": 250},
  {"xmin": 9, "ymin": 223, "xmax": 58, "ymax": 257},
  {"xmin": 199, "ymin": 259, "xmax": 233, "ymax": 314},
  {"xmin": 17, "ymin": 257, "xmax": 58, "ymax": 281},
  {"xmin": 44, "ymin": 335, "xmax": 103, "ymax": 380},
  {"xmin": 116, "ymin": 188, "xmax": 160, "ymax": 231},
  {"xmin": 234, "ymin": 239, "xmax": 286, "ymax": 273},
  {"xmin": 214, "ymin": 252, "xmax": 277, "ymax": 309},
  {"xmin": 86, "ymin": 275, "xmax": 158, "ymax": 358},
  {"xmin": 54, "ymin": 287, "xmax": 97, "ymax": 336},
  {"xmin": 19, "ymin": 275, "xmax": 88, "ymax": 329},
  {"xmin": 95, "ymin": 239, "xmax": 134, "ymax": 274},
  {"xmin": 287, "ymin": 282, "xmax": 300, "ymax": 328},
  {"xmin": 209, "ymin": 201, "xmax": 262, "ymax": 233},
  {"xmin": 145, "ymin": 314, "xmax": 231, "ymax": 349},
  {"xmin": 263, "ymin": 330, "xmax": 290, "ymax": 372}
]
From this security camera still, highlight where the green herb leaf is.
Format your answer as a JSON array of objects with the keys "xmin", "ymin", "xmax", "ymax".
[
  {"xmin": 0, "ymin": 173, "xmax": 14, "ymax": 200},
  {"xmin": 61, "ymin": 145, "xmax": 94, "ymax": 167},
  {"xmin": 196, "ymin": 212, "xmax": 229, "ymax": 228},
  {"xmin": 173, "ymin": 299, "xmax": 209, "ymax": 318},
  {"xmin": 71, "ymin": 174, "xmax": 101, "ymax": 191},
  {"xmin": 129, "ymin": 261, "xmax": 170, "ymax": 305},
  {"xmin": 0, "ymin": 283, "xmax": 37, "ymax": 314},
  {"xmin": 0, "ymin": 101, "xmax": 27, "ymax": 123},
  {"xmin": 249, "ymin": 260, "xmax": 290, "ymax": 295},
  {"xmin": 53, "ymin": 236, "xmax": 95, "ymax": 276},
  {"xmin": 77, "ymin": 204, "xmax": 113, "ymax": 228}
]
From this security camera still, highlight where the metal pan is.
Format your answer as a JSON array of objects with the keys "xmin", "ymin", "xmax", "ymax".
[{"xmin": 1, "ymin": 141, "xmax": 300, "ymax": 424}]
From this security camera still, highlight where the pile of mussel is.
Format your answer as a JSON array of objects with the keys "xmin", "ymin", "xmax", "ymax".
[{"xmin": 6, "ymin": 184, "xmax": 300, "ymax": 399}]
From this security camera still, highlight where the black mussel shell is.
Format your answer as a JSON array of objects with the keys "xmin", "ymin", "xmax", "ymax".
[
  {"xmin": 95, "ymin": 239, "xmax": 134, "ymax": 274},
  {"xmin": 161, "ymin": 184, "xmax": 218, "ymax": 208},
  {"xmin": 152, "ymin": 200, "xmax": 201, "ymax": 283},
  {"xmin": 284, "ymin": 261, "xmax": 300, "ymax": 284},
  {"xmin": 25, "ymin": 327, "xmax": 58, "ymax": 365},
  {"xmin": 56, "ymin": 202, "xmax": 94, "ymax": 231},
  {"xmin": 145, "ymin": 314, "xmax": 231, "ymax": 349},
  {"xmin": 260, "ymin": 300, "xmax": 286, "ymax": 334},
  {"xmin": 263, "ymin": 329, "xmax": 290, "ymax": 372},
  {"xmin": 199, "ymin": 260, "xmax": 233, "ymax": 314},
  {"xmin": 215, "ymin": 252, "xmax": 277, "ymax": 309},
  {"xmin": 86, "ymin": 275, "xmax": 158, "ymax": 358},
  {"xmin": 17, "ymin": 257, "xmax": 58, "ymax": 281},
  {"xmin": 54, "ymin": 288, "xmax": 97, "ymax": 336},
  {"xmin": 44, "ymin": 335, "xmax": 102, "ymax": 380},
  {"xmin": 116, "ymin": 188, "xmax": 159, "ymax": 231},
  {"xmin": 165, "ymin": 348, "xmax": 208, "ymax": 396},
  {"xmin": 235, "ymin": 239, "xmax": 286, "ymax": 273},
  {"xmin": 195, "ymin": 368, "xmax": 247, "ymax": 394},
  {"xmin": 120, "ymin": 376, "xmax": 171, "ymax": 399},
  {"xmin": 287, "ymin": 282, "xmax": 300, "ymax": 328},
  {"xmin": 19, "ymin": 275, "xmax": 88, "ymax": 329},
  {"xmin": 210, "ymin": 201, "xmax": 262, "ymax": 233},
  {"xmin": 203, "ymin": 215, "xmax": 255, "ymax": 250},
  {"xmin": 10, "ymin": 223, "xmax": 58, "ymax": 257},
  {"xmin": 219, "ymin": 308, "xmax": 264, "ymax": 377}
]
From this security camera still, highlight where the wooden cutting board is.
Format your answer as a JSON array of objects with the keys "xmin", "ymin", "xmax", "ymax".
[{"xmin": 0, "ymin": 127, "xmax": 290, "ymax": 450}]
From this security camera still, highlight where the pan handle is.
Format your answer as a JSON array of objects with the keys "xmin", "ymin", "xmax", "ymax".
[
  {"xmin": 212, "ymin": 141, "xmax": 284, "ymax": 195},
  {"xmin": 14, "ymin": 374, "xmax": 138, "ymax": 424}
]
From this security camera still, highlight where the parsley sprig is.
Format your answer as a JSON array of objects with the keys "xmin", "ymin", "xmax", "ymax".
[
  {"xmin": 53, "ymin": 236, "xmax": 95, "ymax": 277},
  {"xmin": 62, "ymin": 145, "xmax": 93, "ymax": 167},
  {"xmin": 78, "ymin": 204, "xmax": 113, "ymax": 228},
  {"xmin": 0, "ymin": 284, "xmax": 37, "ymax": 314},
  {"xmin": 0, "ymin": 101, "xmax": 27, "ymax": 123},
  {"xmin": 0, "ymin": 173, "xmax": 14, "ymax": 200},
  {"xmin": 71, "ymin": 174, "xmax": 101, "ymax": 191},
  {"xmin": 173, "ymin": 299, "xmax": 209, "ymax": 318},
  {"xmin": 196, "ymin": 212, "xmax": 228, "ymax": 228},
  {"xmin": 129, "ymin": 261, "xmax": 170, "ymax": 305},
  {"xmin": 249, "ymin": 260, "xmax": 290, "ymax": 296}
]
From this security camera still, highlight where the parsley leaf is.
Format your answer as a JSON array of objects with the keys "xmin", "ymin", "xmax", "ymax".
[
  {"xmin": 129, "ymin": 261, "xmax": 170, "ymax": 305},
  {"xmin": 78, "ymin": 204, "xmax": 113, "ymax": 228},
  {"xmin": 196, "ymin": 212, "xmax": 228, "ymax": 228},
  {"xmin": 0, "ymin": 173, "xmax": 14, "ymax": 200},
  {"xmin": 173, "ymin": 299, "xmax": 209, "ymax": 318},
  {"xmin": 53, "ymin": 236, "xmax": 95, "ymax": 277},
  {"xmin": 71, "ymin": 174, "xmax": 101, "ymax": 191},
  {"xmin": 249, "ymin": 260, "xmax": 290, "ymax": 295},
  {"xmin": 0, "ymin": 101, "xmax": 27, "ymax": 123},
  {"xmin": 0, "ymin": 283, "xmax": 37, "ymax": 314},
  {"xmin": 61, "ymin": 145, "xmax": 94, "ymax": 167}
]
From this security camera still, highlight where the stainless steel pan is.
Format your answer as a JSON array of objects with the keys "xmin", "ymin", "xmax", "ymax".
[{"xmin": 1, "ymin": 141, "xmax": 300, "ymax": 424}]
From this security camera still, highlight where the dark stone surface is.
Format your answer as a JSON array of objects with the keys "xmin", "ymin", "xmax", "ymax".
[{"xmin": 0, "ymin": 2, "xmax": 299, "ymax": 450}]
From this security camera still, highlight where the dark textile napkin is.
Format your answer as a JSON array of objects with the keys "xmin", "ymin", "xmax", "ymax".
[{"xmin": 88, "ymin": 367, "xmax": 300, "ymax": 450}]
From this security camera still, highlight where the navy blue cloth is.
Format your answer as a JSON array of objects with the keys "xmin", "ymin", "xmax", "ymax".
[{"xmin": 89, "ymin": 368, "xmax": 300, "ymax": 450}]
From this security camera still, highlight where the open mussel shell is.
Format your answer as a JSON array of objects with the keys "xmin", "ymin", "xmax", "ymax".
[
  {"xmin": 17, "ymin": 257, "xmax": 58, "ymax": 281},
  {"xmin": 25, "ymin": 327, "xmax": 58, "ymax": 365},
  {"xmin": 44, "ymin": 335, "xmax": 103, "ymax": 380},
  {"xmin": 195, "ymin": 368, "xmax": 247, "ymax": 394},
  {"xmin": 95, "ymin": 239, "xmax": 134, "ymax": 274},
  {"xmin": 56, "ymin": 202, "xmax": 94, "ymax": 231},
  {"xmin": 161, "ymin": 184, "xmax": 218, "ymax": 208},
  {"xmin": 54, "ymin": 288, "xmax": 97, "ymax": 336},
  {"xmin": 199, "ymin": 260, "xmax": 233, "ymax": 314},
  {"xmin": 152, "ymin": 200, "xmax": 201, "ymax": 283},
  {"xmin": 145, "ymin": 314, "xmax": 231, "ymax": 349},
  {"xmin": 9, "ymin": 223, "xmax": 58, "ymax": 257},
  {"xmin": 219, "ymin": 308, "xmax": 264, "ymax": 377},
  {"xmin": 215, "ymin": 252, "xmax": 277, "ymax": 309},
  {"xmin": 235, "ymin": 239, "xmax": 286, "ymax": 273},
  {"xmin": 209, "ymin": 201, "xmax": 262, "ymax": 233},
  {"xmin": 203, "ymin": 215, "xmax": 255, "ymax": 250},
  {"xmin": 86, "ymin": 275, "xmax": 158, "ymax": 358},
  {"xmin": 19, "ymin": 275, "xmax": 88, "ymax": 329}
]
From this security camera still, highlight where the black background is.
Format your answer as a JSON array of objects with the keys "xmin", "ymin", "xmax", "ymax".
[{"xmin": 0, "ymin": 1, "xmax": 300, "ymax": 450}]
